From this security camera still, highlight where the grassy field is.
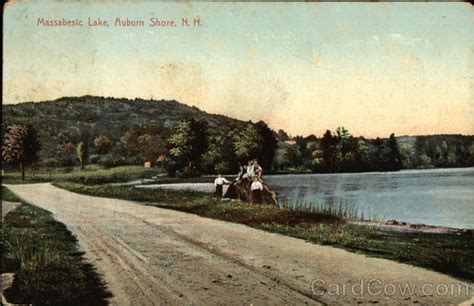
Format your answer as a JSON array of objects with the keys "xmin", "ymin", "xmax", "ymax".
[
  {"xmin": 55, "ymin": 181, "xmax": 474, "ymax": 282},
  {"xmin": 1, "ymin": 165, "xmax": 159, "ymax": 185},
  {"xmin": 1, "ymin": 187, "xmax": 111, "ymax": 305},
  {"xmin": 1, "ymin": 165, "xmax": 217, "ymax": 185}
]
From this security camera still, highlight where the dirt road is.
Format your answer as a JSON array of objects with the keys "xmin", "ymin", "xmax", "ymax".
[{"xmin": 5, "ymin": 183, "xmax": 472, "ymax": 305}]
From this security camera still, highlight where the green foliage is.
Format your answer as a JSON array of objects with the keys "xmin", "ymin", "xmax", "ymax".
[
  {"xmin": 96, "ymin": 154, "xmax": 135, "ymax": 169},
  {"xmin": 202, "ymin": 129, "xmax": 238, "ymax": 174},
  {"xmin": 233, "ymin": 121, "xmax": 278, "ymax": 170},
  {"xmin": 2, "ymin": 96, "xmax": 246, "ymax": 163},
  {"xmin": 398, "ymin": 142, "xmax": 414, "ymax": 168},
  {"xmin": 277, "ymin": 129, "xmax": 290, "ymax": 141},
  {"xmin": 1, "ymin": 165, "xmax": 158, "ymax": 185},
  {"xmin": 233, "ymin": 124, "xmax": 261, "ymax": 162},
  {"xmin": 94, "ymin": 135, "xmax": 113, "ymax": 154},
  {"xmin": 76, "ymin": 141, "xmax": 89, "ymax": 169},
  {"xmin": 268, "ymin": 128, "xmax": 474, "ymax": 174},
  {"xmin": 274, "ymin": 143, "xmax": 290, "ymax": 170},
  {"xmin": 304, "ymin": 128, "xmax": 404, "ymax": 173},
  {"xmin": 2, "ymin": 124, "xmax": 41, "ymax": 164},
  {"xmin": 368, "ymin": 135, "xmax": 403, "ymax": 171},
  {"xmin": 167, "ymin": 119, "xmax": 209, "ymax": 176},
  {"xmin": 2, "ymin": 124, "xmax": 41, "ymax": 180},
  {"xmin": 58, "ymin": 142, "xmax": 75, "ymax": 155},
  {"xmin": 274, "ymin": 142, "xmax": 303, "ymax": 170},
  {"xmin": 336, "ymin": 126, "xmax": 351, "ymax": 140},
  {"xmin": 254, "ymin": 121, "xmax": 278, "ymax": 170},
  {"xmin": 407, "ymin": 135, "xmax": 474, "ymax": 169},
  {"xmin": 2, "ymin": 96, "xmax": 473, "ymax": 174},
  {"xmin": 57, "ymin": 142, "xmax": 77, "ymax": 167},
  {"xmin": 120, "ymin": 123, "xmax": 167, "ymax": 161}
]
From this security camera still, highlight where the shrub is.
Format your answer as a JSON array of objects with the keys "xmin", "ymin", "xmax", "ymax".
[
  {"xmin": 41, "ymin": 158, "xmax": 61, "ymax": 168},
  {"xmin": 89, "ymin": 154, "xmax": 101, "ymax": 164}
]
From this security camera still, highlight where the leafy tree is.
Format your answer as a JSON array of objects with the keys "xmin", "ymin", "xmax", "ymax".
[
  {"xmin": 419, "ymin": 153, "xmax": 433, "ymax": 168},
  {"xmin": 320, "ymin": 130, "xmax": 337, "ymax": 172},
  {"xmin": 94, "ymin": 136, "xmax": 113, "ymax": 154},
  {"xmin": 336, "ymin": 126, "xmax": 351, "ymax": 141},
  {"xmin": 254, "ymin": 121, "xmax": 278, "ymax": 170},
  {"xmin": 386, "ymin": 134, "xmax": 402, "ymax": 171},
  {"xmin": 414, "ymin": 137, "xmax": 427, "ymax": 168},
  {"xmin": 373, "ymin": 138, "xmax": 393, "ymax": 171},
  {"xmin": 311, "ymin": 149, "xmax": 324, "ymax": 172},
  {"xmin": 233, "ymin": 125, "xmax": 260, "ymax": 163},
  {"xmin": 305, "ymin": 134, "xmax": 318, "ymax": 143},
  {"xmin": 277, "ymin": 129, "xmax": 290, "ymax": 141},
  {"xmin": 121, "ymin": 123, "xmax": 167, "ymax": 161},
  {"xmin": 468, "ymin": 144, "xmax": 474, "ymax": 166},
  {"xmin": 203, "ymin": 129, "xmax": 238, "ymax": 174},
  {"xmin": 355, "ymin": 138, "xmax": 370, "ymax": 171},
  {"xmin": 57, "ymin": 142, "xmax": 76, "ymax": 167},
  {"xmin": 76, "ymin": 141, "xmax": 89, "ymax": 169},
  {"xmin": 57, "ymin": 142, "xmax": 75, "ymax": 155},
  {"xmin": 432, "ymin": 144, "xmax": 447, "ymax": 167},
  {"xmin": 336, "ymin": 127, "xmax": 358, "ymax": 172},
  {"xmin": 369, "ymin": 135, "xmax": 403, "ymax": 171},
  {"xmin": 287, "ymin": 144, "xmax": 302, "ymax": 168},
  {"xmin": 274, "ymin": 141, "xmax": 306, "ymax": 171},
  {"xmin": 274, "ymin": 143, "xmax": 290, "ymax": 170},
  {"xmin": 306, "ymin": 141, "xmax": 319, "ymax": 154},
  {"xmin": 168, "ymin": 119, "xmax": 209, "ymax": 176},
  {"xmin": 233, "ymin": 121, "xmax": 277, "ymax": 171},
  {"xmin": 294, "ymin": 136, "xmax": 308, "ymax": 162},
  {"xmin": 293, "ymin": 136, "xmax": 317, "ymax": 169},
  {"xmin": 398, "ymin": 143, "xmax": 414, "ymax": 169},
  {"xmin": 446, "ymin": 150, "xmax": 458, "ymax": 167},
  {"xmin": 2, "ymin": 124, "xmax": 41, "ymax": 180}
]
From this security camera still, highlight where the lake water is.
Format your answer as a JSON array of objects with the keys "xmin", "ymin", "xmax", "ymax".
[
  {"xmin": 135, "ymin": 168, "xmax": 474, "ymax": 229},
  {"xmin": 265, "ymin": 168, "xmax": 474, "ymax": 229}
]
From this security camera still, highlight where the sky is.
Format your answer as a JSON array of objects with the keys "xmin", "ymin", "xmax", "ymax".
[{"xmin": 3, "ymin": 2, "xmax": 473, "ymax": 138}]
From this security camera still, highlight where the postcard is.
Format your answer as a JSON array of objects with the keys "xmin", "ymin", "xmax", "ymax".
[{"xmin": 2, "ymin": 1, "xmax": 473, "ymax": 305}]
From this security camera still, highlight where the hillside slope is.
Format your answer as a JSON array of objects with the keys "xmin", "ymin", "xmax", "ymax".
[{"xmin": 2, "ymin": 96, "xmax": 248, "ymax": 159}]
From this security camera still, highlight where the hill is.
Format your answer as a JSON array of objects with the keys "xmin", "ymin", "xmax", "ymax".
[{"xmin": 2, "ymin": 96, "xmax": 248, "ymax": 161}]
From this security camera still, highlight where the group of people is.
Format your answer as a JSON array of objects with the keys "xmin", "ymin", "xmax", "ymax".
[
  {"xmin": 237, "ymin": 159, "xmax": 263, "ymax": 181},
  {"xmin": 213, "ymin": 159, "xmax": 265, "ymax": 204}
]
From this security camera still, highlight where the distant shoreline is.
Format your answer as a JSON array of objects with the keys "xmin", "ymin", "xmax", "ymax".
[
  {"xmin": 350, "ymin": 219, "xmax": 474, "ymax": 233},
  {"xmin": 229, "ymin": 166, "xmax": 474, "ymax": 177}
]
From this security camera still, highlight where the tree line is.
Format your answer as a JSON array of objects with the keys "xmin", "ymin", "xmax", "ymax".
[
  {"xmin": 275, "ymin": 129, "xmax": 474, "ymax": 173},
  {"xmin": 3, "ymin": 120, "xmax": 474, "ymax": 180},
  {"xmin": 1, "ymin": 120, "xmax": 278, "ymax": 178}
]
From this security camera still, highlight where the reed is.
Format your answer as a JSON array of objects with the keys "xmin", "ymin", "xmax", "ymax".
[{"xmin": 279, "ymin": 199, "xmax": 365, "ymax": 221}]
